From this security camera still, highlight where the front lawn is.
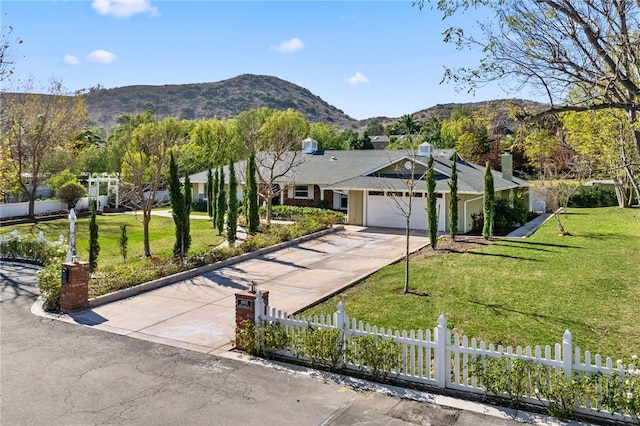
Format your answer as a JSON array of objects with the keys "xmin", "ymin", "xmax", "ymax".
[
  {"xmin": 303, "ymin": 207, "xmax": 640, "ymax": 359},
  {"xmin": 0, "ymin": 214, "xmax": 224, "ymax": 268}
]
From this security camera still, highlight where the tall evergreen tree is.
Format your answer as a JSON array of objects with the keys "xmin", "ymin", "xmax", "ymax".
[
  {"xmin": 88, "ymin": 199, "xmax": 100, "ymax": 272},
  {"xmin": 212, "ymin": 167, "xmax": 219, "ymax": 229},
  {"xmin": 168, "ymin": 153, "xmax": 191, "ymax": 257},
  {"xmin": 226, "ymin": 159, "xmax": 238, "ymax": 245},
  {"xmin": 216, "ymin": 165, "xmax": 226, "ymax": 236},
  {"xmin": 183, "ymin": 173, "xmax": 192, "ymax": 254},
  {"xmin": 448, "ymin": 158, "xmax": 458, "ymax": 240},
  {"xmin": 246, "ymin": 152, "xmax": 260, "ymax": 235},
  {"xmin": 207, "ymin": 168, "xmax": 214, "ymax": 219},
  {"xmin": 426, "ymin": 156, "xmax": 438, "ymax": 249},
  {"xmin": 483, "ymin": 162, "xmax": 495, "ymax": 239}
]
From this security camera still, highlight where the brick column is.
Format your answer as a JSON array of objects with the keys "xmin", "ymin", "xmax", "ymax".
[
  {"xmin": 60, "ymin": 261, "xmax": 90, "ymax": 313},
  {"xmin": 235, "ymin": 291, "xmax": 269, "ymax": 327}
]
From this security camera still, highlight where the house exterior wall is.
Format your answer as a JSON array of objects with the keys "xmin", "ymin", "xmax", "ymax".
[{"xmin": 347, "ymin": 190, "xmax": 364, "ymax": 225}]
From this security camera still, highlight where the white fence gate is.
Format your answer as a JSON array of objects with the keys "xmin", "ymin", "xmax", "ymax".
[{"xmin": 254, "ymin": 293, "xmax": 637, "ymax": 424}]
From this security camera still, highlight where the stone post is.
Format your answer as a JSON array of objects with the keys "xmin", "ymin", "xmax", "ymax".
[{"xmin": 60, "ymin": 261, "xmax": 90, "ymax": 313}]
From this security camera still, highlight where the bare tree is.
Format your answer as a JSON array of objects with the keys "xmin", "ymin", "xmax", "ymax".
[
  {"xmin": 416, "ymin": 0, "xmax": 640, "ymax": 187},
  {"xmin": 0, "ymin": 23, "xmax": 22, "ymax": 82},
  {"xmin": 254, "ymin": 109, "xmax": 310, "ymax": 224}
]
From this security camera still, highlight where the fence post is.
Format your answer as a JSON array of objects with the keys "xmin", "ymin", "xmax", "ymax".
[
  {"xmin": 563, "ymin": 329, "xmax": 573, "ymax": 379},
  {"xmin": 435, "ymin": 314, "xmax": 448, "ymax": 389}
]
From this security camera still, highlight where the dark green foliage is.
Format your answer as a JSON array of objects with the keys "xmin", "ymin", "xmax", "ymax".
[
  {"xmin": 212, "ymin": 167, "xmax": 219, "ymax": 229},
  {"xmin": 207, "ymin": 168, "xmax": 214, "ymax": 218},
  {"xmin": 426, "ymin": 156, "xmax": 438, "ymax": 249},
  {"xmin": 448, "ymin": 159, "xmax": 458, "ymax": 240},
  {"xmin": 246, "ymin": 152, "xmax": 260, "ymax": 235},
  {"xmin": 57, "ymin": 182, "xmax": 87, "ymax": 210},
  {"xmin": 568, "ymin": 186, "xmax": 618, "ymax": 208},
  {"xmin": 216, "ymin": 165, "xmax": 226, "ymax": 236},
  {"xmin": 483, "ymin": 162, "xmax": 494, "ymax": 239},
  {"xmin": 183, "ymin": 173, "xmax": 192, "ymax": 254},
  {"xmin": 119, "ymin": 224, "xmax": 128, "ymax": 263},
  {"xmin": 168, "ymin": 153, "xmax": 191, "ymax": 257},
  {"xmin": 226, "ymin": 160, "xmax": 238, "ymax": 245},
  {"xmin": 88, "ymin": 199, "xmax": 100, "ymax": 272},
  {"xmin": 191, "ymin": 200, "xmax": 208, "ymax": 212}
]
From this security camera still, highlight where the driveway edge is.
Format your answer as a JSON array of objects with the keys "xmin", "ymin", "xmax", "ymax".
[{"xmin": 88, "ymin": 225, "xmax": 344, "ymax": 308}]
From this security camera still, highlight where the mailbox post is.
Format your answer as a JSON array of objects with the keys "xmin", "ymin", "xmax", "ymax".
[
  {"xmin": 59, "ymin": 261, "xmax": 90, "ymax": 312},
  {"xmin": 234, "ymin": 289, "xmax": 269, "ymax": 349}
]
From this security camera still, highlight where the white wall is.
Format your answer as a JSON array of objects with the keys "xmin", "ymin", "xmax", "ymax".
[{"xmin": 0, "ymin": 196, "xmax": 108, "ymax": 219}]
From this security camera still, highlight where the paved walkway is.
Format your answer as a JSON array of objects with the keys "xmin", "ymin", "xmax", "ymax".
[
  {"xmin": 39, "ymin": 227, "xmax": 431, "ymax": 355},
  {"xmin": 505, "ymin": 213, "xmax": 553, "ymax": 238}
]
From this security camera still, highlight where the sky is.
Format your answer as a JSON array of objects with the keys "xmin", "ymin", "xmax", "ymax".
[{"xmin": 1, "ymin": 0, "xmax": 536, "ymax": 120}]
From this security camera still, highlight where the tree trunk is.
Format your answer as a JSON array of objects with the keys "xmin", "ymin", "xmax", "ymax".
[
  {"xmin": 266, "ymin": 192, "xmax": 273, "ymax": 225},
  {"xmin": 143, "ymin": 211, "xmax": 152, "ymax": 257},
  {"xmin": 28, "ymin": 185, "xmax": 37, "ymax": 217},
  {"xmin": 404, "ymin": 215, "xmax": 410, "ymax": 294}
]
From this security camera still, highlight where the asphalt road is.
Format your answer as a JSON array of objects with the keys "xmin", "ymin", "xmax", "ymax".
[{"xmin": 0, "ymin": 263, "xmax": 538, "ymax": 426}]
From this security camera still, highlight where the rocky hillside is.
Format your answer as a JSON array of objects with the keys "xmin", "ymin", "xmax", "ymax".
[{"xmin": 85, "ymin": 74, "xmax": 357, "ymax": 130}]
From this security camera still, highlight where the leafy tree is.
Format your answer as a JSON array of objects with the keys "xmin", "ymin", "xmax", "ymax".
[
  {"xmin": 246, "ymin": 151, "xmax": 260, "ymax": 235},
  {"xmin": 120, "ymin": 117, "xmax": 188, "ymax": 257},
  {"xmin": 422, "ymin": 116, "xmax": 454, "ymax": 149},
  {"xmin": 0, "ymin": 78, "xmax": 87, "ymax": 217},
  {"xmin": 416, "ymin": 0, "xmax": 640, "ymax": 171},
  {"xmin": 448, "ymin": 158, "xmax": 458, "ymax": 240},
  {"xmin": 105, "ymin": 111, "xmax": 155, "ymax": 174},
  {"xmin": 88, "ymin": 199, "xmax": 100, "ymax": 272},
  {"xmin": 483, "ymin": 162, "xmax": 494, "ymax": 239},
  {"xmin": 185, "ymin": 117, "xmax": 238, "ymax": 175},
  {"xmin": 426, "ymin": 156, "xmax": 438, "ymax": 249},
  {"xmin": 216, "ymin": 165, "xmax": 226, "ymax": 235},
  {"xmin": 310, "ymin": 122, "xmax": 347, "ymax": 150},
  {"xmin": 441, "ymin": 113, "xmax": 489, "ymax": 163},
  {"xmin": 365, "ymin": 118, "xmax": 385, "ymax": 136},
  {"xmin": 226, "ymin": 159, "xmax": 238, "ymax": 245},
  {"xmin": 119, "ymin": 224, "xmax": 128, "ymax": 263},
  {"xmin": 48, "ymin": 169, "xmax": 80, "ymax": 194},
  {"xmin": 57, "ymin": 182, "xmax": 87, "ymax": 210}
]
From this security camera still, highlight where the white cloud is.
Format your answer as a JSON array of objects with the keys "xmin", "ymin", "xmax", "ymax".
[
  {"xmin": 346, "ymin": 72, "xmax": 369, "ymax": 85},
  {"xmin": 91, "ymin": 0, "xmax": 159, "ymax": 18},
  {"xmin": 272, "ymin": 38, "xmax": 304, "ymax": 53},
  {"xmin": 63, "ymin": 54, "xmax": 80, "ymax": 65},
  {"xmin": 87, "ymin": 50, "xmax": 118, "ymax": 63}
]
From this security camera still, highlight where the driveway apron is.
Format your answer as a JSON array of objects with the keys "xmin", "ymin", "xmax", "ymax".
[{"xmin": 62, "ymin": 227, "xmax": 430, "ymax": 355}]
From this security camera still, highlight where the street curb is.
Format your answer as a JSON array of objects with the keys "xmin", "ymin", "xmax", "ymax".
[{"xmin": 87, "ymin": 225, "xmax": 344, "ymax": 308}]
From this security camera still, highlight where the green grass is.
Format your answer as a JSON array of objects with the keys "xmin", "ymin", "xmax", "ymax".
[
  {"xmin": 0, "ymin": 214, "xmax": 224, "ymax": 268},
  {"xmin": 303, "ymin": 207, "xmax": 640, "ymax": 359}
]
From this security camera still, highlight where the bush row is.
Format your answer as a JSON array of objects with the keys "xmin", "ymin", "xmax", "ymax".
[{"xmin": 568, "ymin": 186, "xmax": 618, "ymax": 208}]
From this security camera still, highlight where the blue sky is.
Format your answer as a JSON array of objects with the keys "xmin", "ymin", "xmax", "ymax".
[{"xmin": 1, "ymin": 0, "xmax": 531, "ymax": 120}]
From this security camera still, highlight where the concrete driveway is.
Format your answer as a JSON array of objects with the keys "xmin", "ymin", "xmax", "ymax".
[{"xmin": 49, "ymin": 226, "xmax": 430, "ymax": 355}]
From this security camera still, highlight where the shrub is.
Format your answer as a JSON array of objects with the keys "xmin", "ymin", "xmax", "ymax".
[
  {"xmin": 57, "ymin": 182, "xmax": 87, "ymax": 210},
  {"xmin": 235, "ymin": 320, "xmax": 290, "ymax": 358},
  {"xmin": 38, "ymin": 263, "xmax": 62, "ymax": 311},
  {"xmin": 191, "ymin": 200, "xmax": 208, "ymax": 212},
  {"xmin": 348, "ymin": 335, "xmax": 402, "ymax": 382},
  {"xmin": 569, "ymin": 186, "xmax": 618, "ymax": 208},
  {"xmin": 298, "ymin": 327, "xmax": 345, "ymax": 371}
]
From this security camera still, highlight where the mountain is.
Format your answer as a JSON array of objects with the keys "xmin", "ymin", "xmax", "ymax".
[{"xmin": 84, "ymin": 74, "xmax": 357, "ymax": 130}]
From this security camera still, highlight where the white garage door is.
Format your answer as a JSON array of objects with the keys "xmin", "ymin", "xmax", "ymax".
[{"xmin": 366, "ymin": 192, "xmax": 445, "ymax": 231}]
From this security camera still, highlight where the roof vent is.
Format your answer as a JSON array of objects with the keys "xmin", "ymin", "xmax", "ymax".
[
  {"xmin": 302, "ymin": 137, "xmax": 318, "ymax": 154},
  {"xmin": 330, "ymin": 156, "xmax": 337, "ymax": 161}
]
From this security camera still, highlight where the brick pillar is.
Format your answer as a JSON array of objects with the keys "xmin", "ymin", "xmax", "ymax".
[
  {"xmin": 235, "ymin": 291, "xmax": 269, "ymax": 328},
  {"xmin": 60, "ymin": 261, "xmax": 90, "ymax": 313}
]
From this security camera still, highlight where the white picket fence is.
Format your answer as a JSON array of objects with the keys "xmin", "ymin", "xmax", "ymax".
[{"xmin": 254, "ymin": 293, "xmax": 637, "ymax": 423}]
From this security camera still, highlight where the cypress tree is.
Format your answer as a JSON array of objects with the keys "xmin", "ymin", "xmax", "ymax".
[
  {"xmin": 216, "ymin": 165, "xmax": 226, "ymax": 236},
  {"xmin": 88, "ymin": 199, "xmax": 100, "ymax": 272},
  {"xmin": 168, "ymin": 153, "xmax": 186, "ymax": 257},
  {"xmin": 119, "ymin": 224, "xmax": 128, "ymax": 263},
  {"xmin": 246, "ymin": 152, "xmax": 260, "ymax": 235},
  {"xmin": 426, "ymin": 156, "xmax": 438, "ymax": 249},
  {"xmin": 227, "ymin": 159, "xmax": 238, "ymax": 245},
  {"xmin": 183, "ymin": 173, "xmax": 192, "ymax": 254},
  {"xmin": 212, "ymin": 167, "xmax": 219, "ymax": 229},
  {"xmin": 207, "ymin": 168, "xmax": 214, "ymax": 219},
  {"xmin": 483, "ymin": 162, "xmax": 495, "ymax": 239},
  {"xmin": 448, "ymin": 158, "xmax": 458, "ymax": 240}
]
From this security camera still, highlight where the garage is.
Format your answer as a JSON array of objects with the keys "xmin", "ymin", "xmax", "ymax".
[{"xmin": 365, "ymin": 191, "xmax": 446, "ymax": 231}]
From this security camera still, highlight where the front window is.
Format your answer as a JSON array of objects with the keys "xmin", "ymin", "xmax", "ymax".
[{"xmin": 294, "ymin": 185, "xmax": 310, "ymax": 199}]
